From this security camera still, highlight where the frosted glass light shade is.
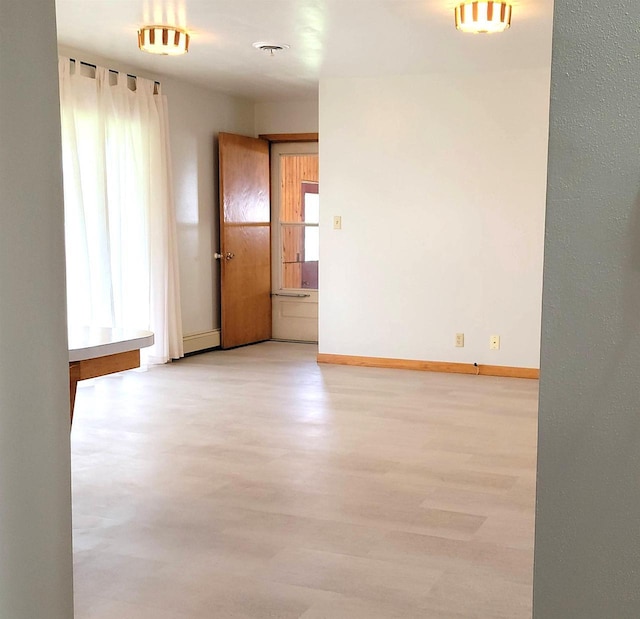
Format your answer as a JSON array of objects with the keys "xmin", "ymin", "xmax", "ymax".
[
  {"xmin": 138, "ymin": 26, "xmax": 190, "ymax": 55},
  {"xmin": 455, "ymin": 2, "xmax": 512, "ymax": 34}
]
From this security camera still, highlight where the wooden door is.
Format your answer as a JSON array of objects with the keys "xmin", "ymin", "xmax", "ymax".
[{"xmin": 218, "ymin": 133, "xmax": 271, "ymax": 349}]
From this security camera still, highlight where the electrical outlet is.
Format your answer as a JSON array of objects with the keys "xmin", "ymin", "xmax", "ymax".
[
  {"xmin": 490, "ymin": 335, "xmax": 500, "ymax": 350},
  {"xmin": 333, "ymin": 215, "xmax": 342, "ymax": 230},
  {"xmin": 455, "ymin": 333, "xmax": 464, "ymax": 348}
]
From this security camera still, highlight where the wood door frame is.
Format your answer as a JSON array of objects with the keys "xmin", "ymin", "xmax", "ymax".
[{"xmin": 259, "ymin": 133, "xmax": 319, "ymax": 144}]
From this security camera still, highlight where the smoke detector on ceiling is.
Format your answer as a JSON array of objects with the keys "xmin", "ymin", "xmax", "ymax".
[{"xmin": 252, "ymin": 42, "xmax": 290, "ymax": 56}]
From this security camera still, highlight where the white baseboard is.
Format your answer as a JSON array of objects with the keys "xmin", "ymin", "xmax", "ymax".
[{"xmin": 183, "ymin": 330, "xmax": 221, "ymax": 354}]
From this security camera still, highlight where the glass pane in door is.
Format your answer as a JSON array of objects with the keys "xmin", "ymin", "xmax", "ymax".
[{"xmin": 281, "ymin": 224, "xmax": 318, "ymax": 289}]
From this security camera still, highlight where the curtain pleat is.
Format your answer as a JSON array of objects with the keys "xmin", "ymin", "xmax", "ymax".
[{"xmin": 59, "ymin": 57, "xmax": 184, "ymax": 363}]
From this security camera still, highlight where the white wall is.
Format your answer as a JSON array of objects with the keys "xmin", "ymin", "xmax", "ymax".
[
  {"xmin": 254, "ymin": 99, "xmax": 318, "ymax": 135},
  {"xmin": 1, "ymin": 3, "xmax": 74, "ymax": 616},
  {"xmin": 165, "ymin": 80, "xmax": 254, "ymax": 337},
  {"xmin": 58, "ymin": 46, "xmax": 255, "ymax": 342},
  {"xmin": 319, "ymin": 69, "xmax": 551, "ymax": 368}
]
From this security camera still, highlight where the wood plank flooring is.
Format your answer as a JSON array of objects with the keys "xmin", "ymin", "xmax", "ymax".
[{"xmin": 71, "ymin": 341, "xmax": 538, "ymax": 619}]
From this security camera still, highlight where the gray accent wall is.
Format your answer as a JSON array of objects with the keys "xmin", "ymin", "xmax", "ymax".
[{"xmin": 534, "ymin": 1, "xmax": 640, "ymax": 616}]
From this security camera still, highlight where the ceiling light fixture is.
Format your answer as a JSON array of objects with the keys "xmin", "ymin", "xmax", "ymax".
[
  {"xmin": 138, "ymin": 25, "xmax": 190, "ymax": 55},
  {"xmin": 252, "ymin": 42, "xmax": 290, "ymax": 57},
  {"xmin": 455, "ymin": 1, "xmax": 512, "ymax": 34}
]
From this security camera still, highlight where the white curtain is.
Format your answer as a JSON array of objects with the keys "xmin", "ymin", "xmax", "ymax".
[{"xmin": 58, "ymin": 57, "xmax": 183, "ymax": 363}]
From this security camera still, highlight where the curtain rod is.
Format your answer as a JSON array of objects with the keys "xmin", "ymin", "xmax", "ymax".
[{"xmin": 69, "ymin": 58, "xmax": 161, "ymax": 87}]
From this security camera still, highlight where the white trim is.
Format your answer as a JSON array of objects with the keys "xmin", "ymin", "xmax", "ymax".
[{"xmin": 182, "ymin": 330, "xmax": 221, "ymax": 354}]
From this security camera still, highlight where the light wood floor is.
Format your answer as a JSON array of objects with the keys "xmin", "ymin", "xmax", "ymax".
[{"xmin": 72, "ymin": 341, "xmax": 538, "ymax": 619}]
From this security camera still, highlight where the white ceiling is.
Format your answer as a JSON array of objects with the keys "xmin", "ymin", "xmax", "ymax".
[{"xmin": 55, "ymin": 0, "xmax": 554, "ymax": 102}]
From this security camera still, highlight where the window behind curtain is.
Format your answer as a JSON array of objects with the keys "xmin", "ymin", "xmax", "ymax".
[{"xmin": 59, "ymin": 58, "xmax": 184, "ymax": 363}]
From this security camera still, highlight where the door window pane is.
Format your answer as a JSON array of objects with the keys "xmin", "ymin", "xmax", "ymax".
[
  {"xmin": 302, "ymin": 182, "xmax": 319, "ymax": 224},
  {"xmin": 279, "ymin": 155, "xmax": 317, "ymax": 222},
  {"xmin": 304, "ymin": 226, "xmax": 319, "ymax": 262},
  {"xmin": 277, "ymin": 156, "xmax": 319, "ymax": 290},
  {"xmin": 281, "ymin": 224, "xmax": 318, "ymax": 290}
]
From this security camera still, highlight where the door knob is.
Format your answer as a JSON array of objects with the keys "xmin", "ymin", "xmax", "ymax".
[
  {"xmin": 225, "ymin": 252, "xmax": 235, "ymax": 260},
  {"xmin": 214, "ymin": 252, "xmax": 223, "ymax": 260}
]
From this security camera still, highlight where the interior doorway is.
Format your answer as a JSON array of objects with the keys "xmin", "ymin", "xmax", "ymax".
[{"xmin": 270, "ymin": 142, "xmax": 319, "ymax": 342}]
